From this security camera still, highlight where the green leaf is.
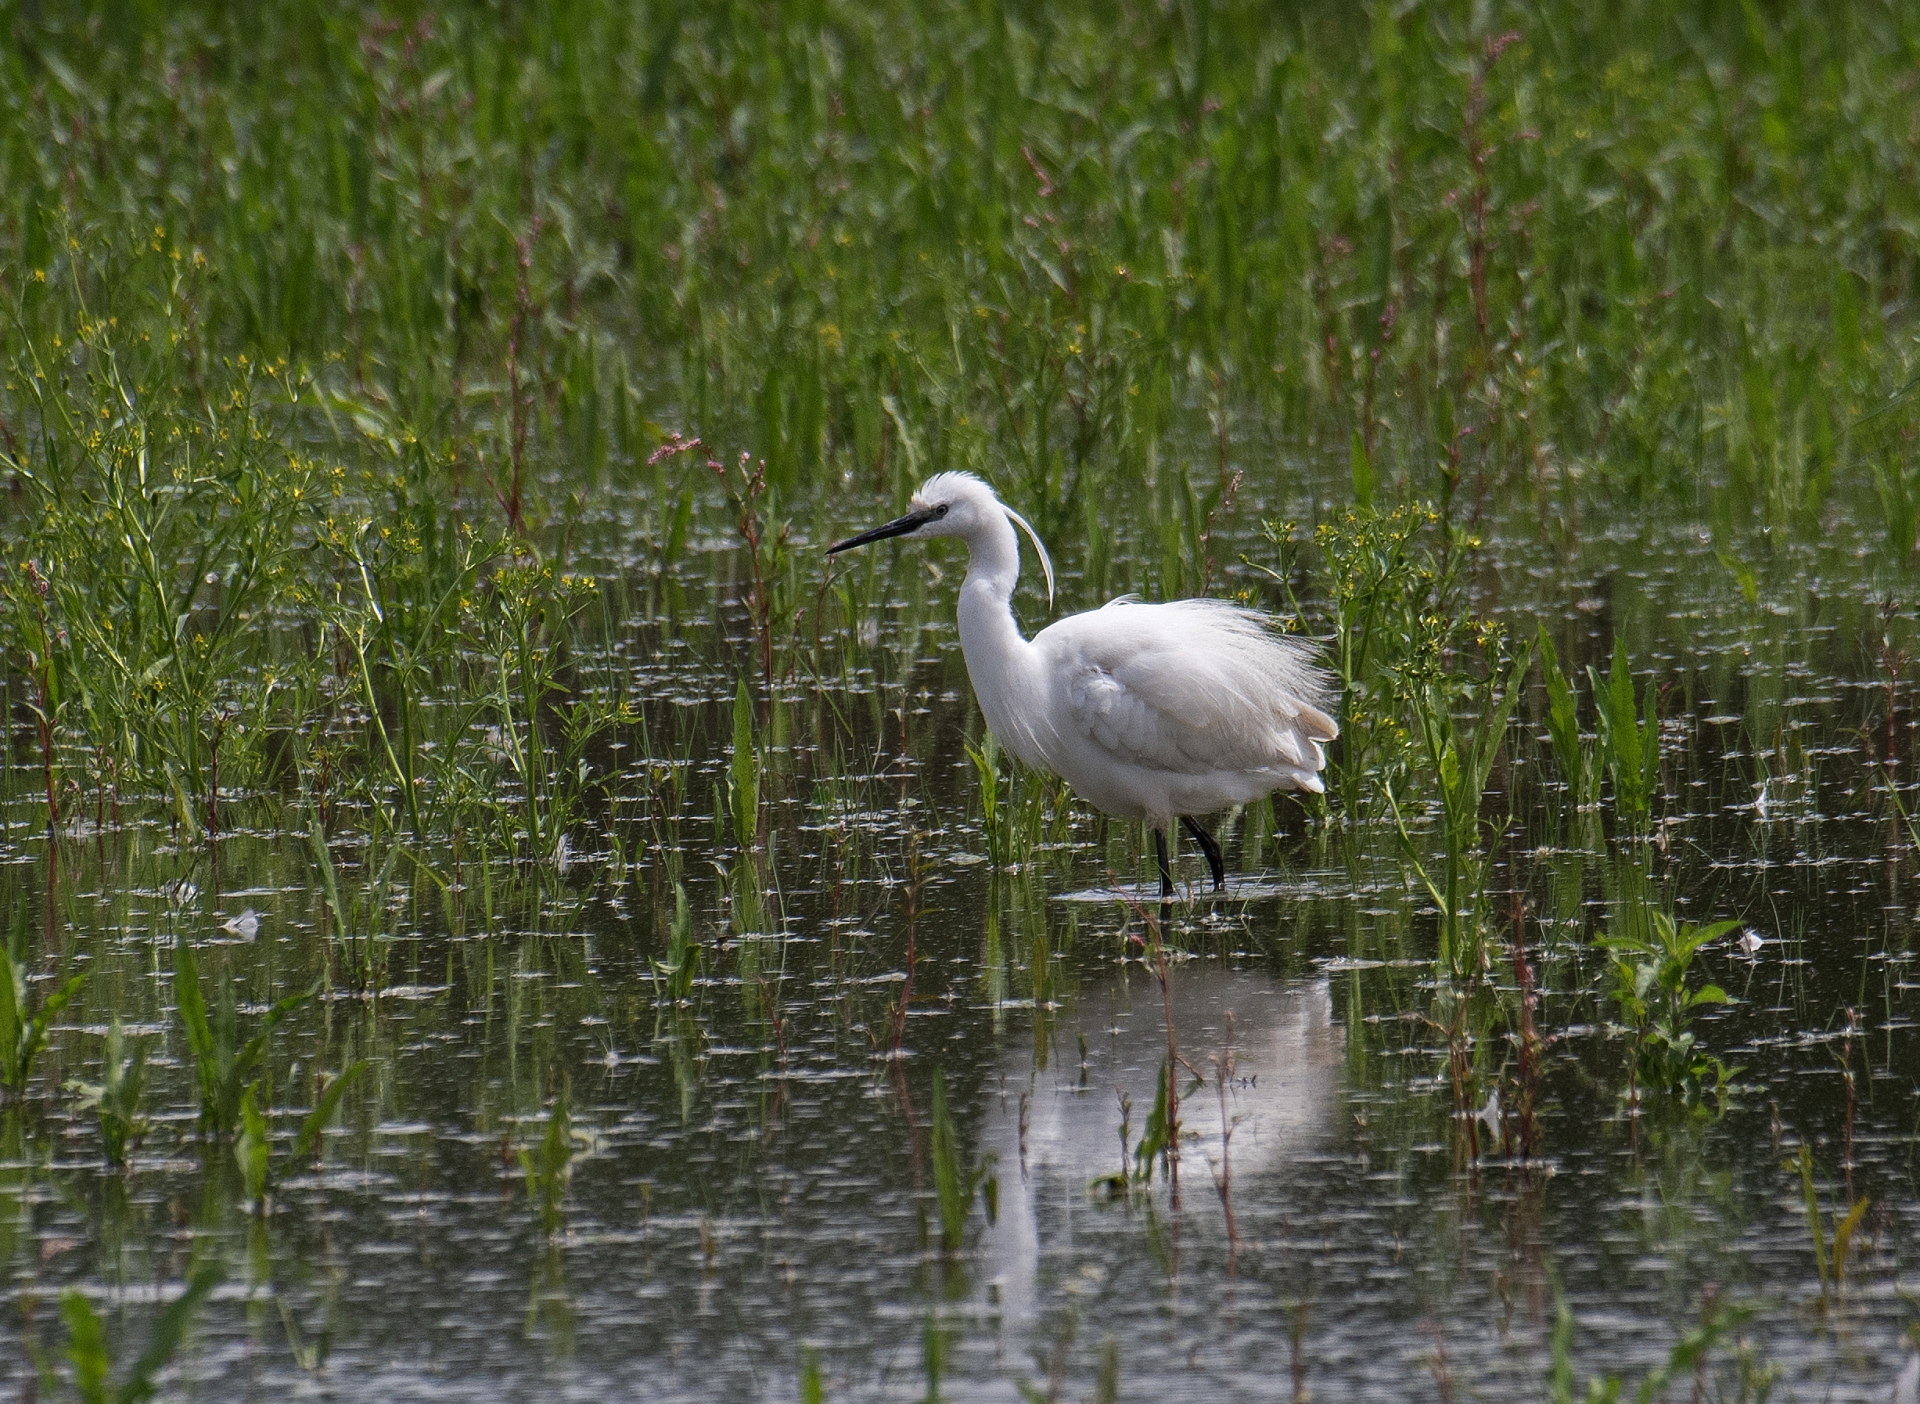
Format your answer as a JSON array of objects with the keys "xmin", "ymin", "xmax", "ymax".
[
  {"xmin": 0, "ymin": 900, "xmax": 26, "ymax": 1088},
  {"xmin": 1436, "ymin": 744, "xmax": 1462, "ymax": 808},
  {"xmin": 235, "ymin": 1083, "xmax": 270, "ymax": 1205},
  {"xmin": 61, "ymin": 1290, "xmax": 110, "ymax": 1404},
  {"xmin": 172, "ymin": 936, "xmax": 218, "ymax": 1117},
  {"xmin": 530, "ymin": 1089, "xmax": 574, "ymax": 1235},
  {"xmin": 730, "ymin": 677, "xmax": 758, "ymax": 848},
  {"xmin": 1471, "ymin": 637, "xmax": 1535, "ymax": 801},
  {"xmin": 115, "ymin": 1262, "xmax": 221, "ymax": 1404},
  {"xmin": 665, "ymin": 488, "xmax": 694, "ymax": 565},
  {"xmin": 1591, "ymin": 636, "xmax": 1651, "ymax": 825},
  {"xmin": 1547, "ymin": 1298, "xmax": 1578, "ymax": 1404},
  {"xmin": 89, "ymin": 1018, "xmax": 149, "ymax": 1167},
  {"xmin": 1716, "ymin": 549, "xmax": 1759, "ymax": 606},
  {"xmin": 929, "ymin": 1067, "xmax": 970, "ymax": 1253},
  {"xmin": 1639, "ymin": 665, "xmax": 1660, "ymax": 803},
  {"xmin": 0, "ymin": 898, "xmax": 86, "ymax": 1094},
  {"xmin": 230, "ymin": 987, "xmax": 317, "ymax": 1091},
  {"xmin": 654, "ymin": 882, "xmax": 697, "ymax": 1002},
  {"xmin": 1382, "ymin": 780, "xmax": 1447, "ymax": 916},
  {"xmin": 305, "ymin": 813, "xmax": 345, "ymax": 943},
  {"xmin": 1794, "ymin": 1144, "xmax": 1828, "ymax": 1286},
  {"xmin": 0, "ymin": 955, "xmax": 21, "ymax": 1088},
  {"xmin": 1538, "ymin": 626, "xmax": 1584, "ymax": 796},
  {"xmin": 1132, "ymin": 1057, "xmax": 1172, "ymax": 1184},
  {"xmin": 294, "ymin": 1060, "xmax": 367, "ymax": 1162},
  {"xmin": 5, "ymin": 896, "xmax": 27, "ymax": 969},
  {"xmin": 1832, "ymin": 1196, "xmax": 1871, "ymax": 1285},
  {"xmin": 26, "ymin": 972, "xmax": 87, "ymax": 1066}
]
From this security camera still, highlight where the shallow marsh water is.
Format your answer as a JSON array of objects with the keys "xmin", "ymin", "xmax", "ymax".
[{"xmin": 1, "ymin": 498, "xmax": 1916, "ymax": 1403}]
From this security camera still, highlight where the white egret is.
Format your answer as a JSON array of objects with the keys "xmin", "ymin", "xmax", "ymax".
[{"xmin": 828, "ymin": 472, "xmax": 1337, "ymax": 898}]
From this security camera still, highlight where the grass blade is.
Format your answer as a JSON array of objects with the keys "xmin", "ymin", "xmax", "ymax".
[
  {"xmin": 294, "ymin": 1060, "xmax": 368, "ymax": 1162},
  {"xmin": 115, "ymin": 1262, "xmax": 222, "ymax": 1404}
]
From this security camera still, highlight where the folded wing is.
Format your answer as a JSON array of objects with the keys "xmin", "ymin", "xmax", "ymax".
[{"xmin": 1045, "ymin": 599, "xmax": 1338, "ymax": 786}]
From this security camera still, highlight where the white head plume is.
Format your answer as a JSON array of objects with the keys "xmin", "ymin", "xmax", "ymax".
[{"xmin": 1003, "ymin": 502, "xmax": 1054, "ymax": 607}]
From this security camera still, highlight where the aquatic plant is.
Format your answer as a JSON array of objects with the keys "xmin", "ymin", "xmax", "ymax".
[
  {"xmin": 234, "ymin": 1084, "xmax": 271, "ymax": 1209},
  {"xmin": 234, "ymin": 1059, "xmax": 367, "ymax": 1212},
  {"xmin": 921, "ymin": 1311, "xmax": 950, "ymax": 1403},
  {"xmin": 966, "ymin": 733, "xmax": 1044, "ymax": 878},
  {"xmin": 652, "ymin": 881, "xmax": 699, "ymax": 1004},
  {"xmin": 53, "ymin": 1263, "xmax": 222, "ymax": 1404},
  {"xmin": 64, "ymin": 1019, "xmax": 149, "ymax": 1169},
  {"xmin": 1548, "ymin": 1289, "xmax": 1759, "ymax": 1404},
  {"xmin": 715, "ymin": 451, "xmax": 794, "ymax": 691},
  {"xmin": 478, "ymin": 562, "xmax": 623, "ymax": 862},
  {"xmin": 1207, "ymin": 1018, "xmax": 1243, "ymax": 1253},
  {"xmin": 1788, "ymin": 1143, "xmax": 1871, "ymax": 1300},
  {"xmin": 1260, "ymin": 502, "xmax": 1466, "ymax": 829},
  {"xmin": 928, "ymin": 1068, "xmax": 995, "ymax": 1256},
  {"xmin": 1388, "ymin": 636, "xmax": 1533, "ymax": 981},
  {"xmin": 0, "ymin": 900, "xmax": 86, "ymax": 1098},
  {"xmin": 173, "ymin": 936, "xmax": 312, "ymax": 1139},
  {"xmin": 0, "ymin": 326, "xmax": 315, "ymax": 826},
  {"xmin": 1129, "ymin": 1058, "xmax": 1175, "ymax": 1187},
  {"xmin": 1599, "ymin": 910, "xmax": 1738, "ymax": 1106},
  {"xmin": 730, "ymin": 678, "xmax": 760, "ymax": 850},
  {"xmin": 520, "ymin": 1089, "xmax": 578, "ymax": 1236},
  {"xmin": 1538, "ymin": 627, "xmax": 1600, "ymax": 816},
  {"xmin": 1589, "ymin": 639, "xmax": 1660, "ymax": 838},
  {"xmin": 294, "ymin": 1060, "xmax": 368, "ymax": 1165},
  {"xmin": 965, "ymin": 733, "xmax": 1063, "ymax": 878},
  {"xmin": 322, "ymin": 516, "xmax": 508, "ymax": 844}
]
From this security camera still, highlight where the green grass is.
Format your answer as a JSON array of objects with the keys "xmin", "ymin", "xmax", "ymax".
[{"xmin": 3, "ymin": 2, "xmax": 1918, "ymax": 855}]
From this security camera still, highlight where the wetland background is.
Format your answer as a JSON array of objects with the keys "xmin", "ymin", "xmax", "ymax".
[{"xmin": 1, "ymin": 0, "xmax": 1919, "ymax": 1397}]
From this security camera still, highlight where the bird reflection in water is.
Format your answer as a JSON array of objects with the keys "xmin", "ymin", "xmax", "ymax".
[{"xmin": 977, "ymin": 967, "xmax": 1344, "ymax": 1328}]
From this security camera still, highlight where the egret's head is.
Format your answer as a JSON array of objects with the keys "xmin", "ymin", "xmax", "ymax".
[{"xmin": 827, "ymin": 471, "xmax": 1053, "ymax": 603}]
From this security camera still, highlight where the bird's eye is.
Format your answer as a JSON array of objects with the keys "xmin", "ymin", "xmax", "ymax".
[{"xmin": 932, "ymin": 503, "xmax": 950, "ymax": 518}]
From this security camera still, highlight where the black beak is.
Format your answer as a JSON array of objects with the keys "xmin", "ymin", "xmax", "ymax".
[{"xmin": 826, "ymin": 508, "xmax": 936, "ymax": 555}]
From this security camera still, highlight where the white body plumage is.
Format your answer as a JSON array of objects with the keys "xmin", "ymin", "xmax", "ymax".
[{"xmin": 829, "ymin": 471, "xmax": 1338, "ymax": 889}]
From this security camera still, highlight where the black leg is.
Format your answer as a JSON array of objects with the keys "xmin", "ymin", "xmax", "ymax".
[
  {"xmin": 1154, "ymin": 826, "xmax": 1174, "ymax": 899},
  {"xmin": 1181, "ymin": 815, "xmax": 1225, "ymax": 891}
]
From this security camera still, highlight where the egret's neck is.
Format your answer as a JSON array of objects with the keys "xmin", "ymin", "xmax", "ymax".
[
  {"xmin": 954, "ymin": 510, "xmax": 1027, "ymax": 658},
  {"xmin": 955, "ymin": 511, "xmax": 1051, "ymax": 767}
]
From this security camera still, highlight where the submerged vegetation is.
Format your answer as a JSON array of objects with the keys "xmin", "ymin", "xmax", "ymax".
[{"xmin": 0, "ymin": 0, "xmax": 1915, "ymax": 1397}]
